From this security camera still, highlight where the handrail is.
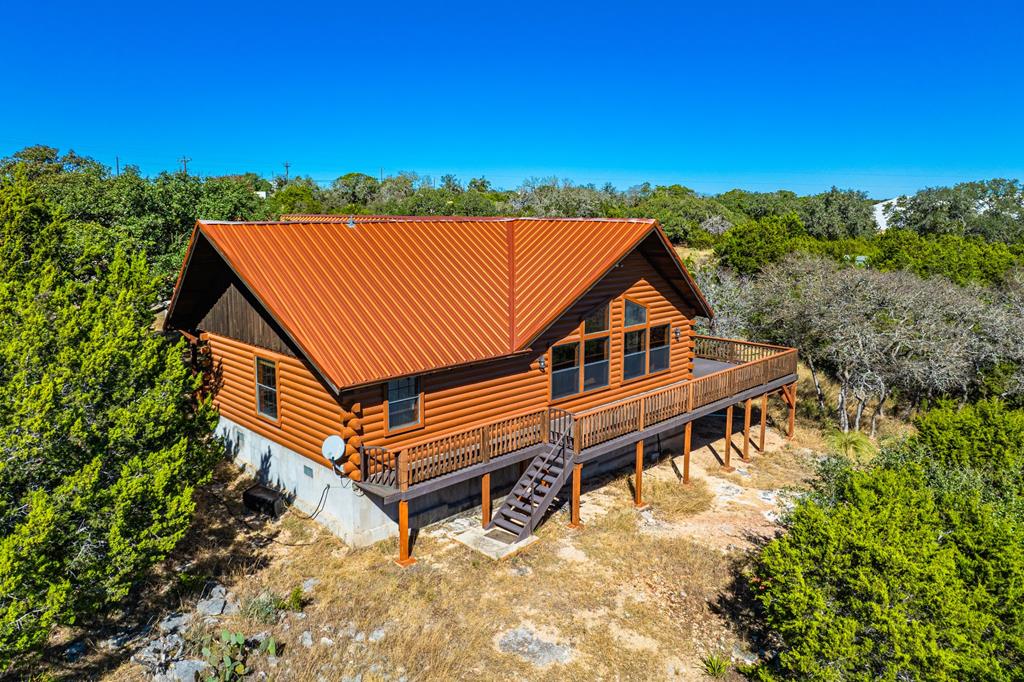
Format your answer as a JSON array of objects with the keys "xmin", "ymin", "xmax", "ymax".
[
  {"xmin": 574, "ymin": 341, "xmax": 797, "ymax": 451},
  {"xmin": 692, "ymin": 334, "xmax": 794, "ymax": 352},
  {"xmin": 358, "ymin": 337, "xmax": 797, "ymax": 491},
  {"xmin": 516, "ymin": 413, "xmax": 574, "ymax": 535}
]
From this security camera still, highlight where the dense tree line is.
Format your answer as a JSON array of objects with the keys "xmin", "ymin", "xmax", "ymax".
[
  {"xmin": 7, "ymin": 145, "xmax": 1023, "ymax": 291},
  {"xmin": 0, "ymin": 164, "xmax": 219, "ymax": 668}
]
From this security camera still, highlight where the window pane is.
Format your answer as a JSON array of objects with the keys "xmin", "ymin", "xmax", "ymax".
[
  {"xmin": 388, "ymin": 377, "xmax": 421, "ymax": 430},
  {"xmin": 623, "ymin": 329, "xmax": 647, "ymax": 355},
  {"xmin": 257, "ymin": 386, "xmax": 278, "ymax": 418},
  {"xmin": 551, "ymin": 367, "xmax": 580, "ymax": 400},
  {"xmin": 256, "ymin": 359, "xmax": 276, "ymax": 388},
  {"xmin": 584, "ymin": 337, "xmax": 609, "ymax": 364},
  {"xmin": 650, "ymin": 324, "xmax": 669, "ymax": 348},
  {"xmin": 255, "ymin": 358, "xmax": 278, "ymax": 419},
  {"xmin": 649, "ymin": 346, "xmax": 670, "ymax": 373},
  {"xmin": 624, "ymin": 300, "xmax": 647, "ymax": 327},
  {"xmin": 583, "ymin": 337, "xmax": 609, "ymax": 391},
  {"xmin": 623, "ymin": 352, "xmax": 646, "ymax": 380},
  {"xmin": 388, "ymin": 395, "xmax": 420, "ymax": 430},
  {"xmin": 388, "ymin": 377, "xmax": 418, "ymax": 402},
  {"xmin": 584, "ymin": 360, "xmax": 609, "ymax": 391},
  {"xmin": 551, "ymin": 343, "xmax": 579, "ymax": 372},
  {"xmin": 584, "ymin": 304, "xmax": 609, "ymax": 334}
]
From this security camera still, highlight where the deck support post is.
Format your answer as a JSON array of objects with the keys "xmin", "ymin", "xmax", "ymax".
[
  {"xmin": 742, "ymin": 398, "xmax": 752, "ymax": 462},
  {"xmin": 785, "ymin": 382, "xmax": 797, "ymax": 440},
  {"xmin": 634, "ymin": 440, "xmax": 645, "ymax": 508},
  {"xmin": 759, "ymin": 393, "xmax": 768, "ymax": 452},
  {"xmin": 722, "ymin": 404, "xmax": 735, "ymax": 472},
  {"xmin": 481, "ymin": 473, "xmax": 491, "ymax": 528},
  {"xmin": 396, "ymin": 499, "xmax": 416, "ymax": 567},
  {"xmin": 682, "ymin": 421, "xmax": 692, "ymax": 484},
  {"xmin": 569, "ymin": 462, "xmax": 583, "ymax": 528}
]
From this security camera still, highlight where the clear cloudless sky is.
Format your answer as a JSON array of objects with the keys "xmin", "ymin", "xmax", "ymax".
[{"xmin": 2, "ymin": 0, "xmax": 1022, "ymax": 197}]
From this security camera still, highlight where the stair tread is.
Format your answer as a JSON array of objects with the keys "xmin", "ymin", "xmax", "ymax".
[
  {"xmin": 503, "ymin": 508, "xmax": 530, "ymax": 524},
  {"xmin": 493, "ymin": 516, "xmax": 524, "ymax": 534}
]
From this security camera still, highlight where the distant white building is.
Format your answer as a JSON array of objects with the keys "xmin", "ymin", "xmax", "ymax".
[{"xmin": 872, "ymin": 197, "xmax": 901, "ymax": 231}]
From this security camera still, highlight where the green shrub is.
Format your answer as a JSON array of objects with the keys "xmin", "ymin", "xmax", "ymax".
[
  {"xmin": 0, "ymin": 171, "xmax": 219, "ymax": 668},
  {"xmin": 752, "ymin": 462, "xmax": 1024, "ymax": 680},
  {"xmin": 714, "ymin": 213, "xmax": 805, "ymax": 274},
  {"xmin": 911, "ymin": 398, "xmax": 1024, "ymax": 470}
]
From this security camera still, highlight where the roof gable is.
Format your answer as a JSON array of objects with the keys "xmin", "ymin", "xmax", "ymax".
[{"xmin": 167, "ymin": 216, "xmax": 711, "ymax": 392}]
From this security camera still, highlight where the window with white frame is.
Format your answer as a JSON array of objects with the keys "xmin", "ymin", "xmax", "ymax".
[{"xmin": 387, "ymin": 377, "xmax": 421, "ymax": 431}]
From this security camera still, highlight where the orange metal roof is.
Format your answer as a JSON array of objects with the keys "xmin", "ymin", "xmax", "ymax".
[{"xmin": 168, "ymin": 216, "xmax": 710, "ymax": 392}]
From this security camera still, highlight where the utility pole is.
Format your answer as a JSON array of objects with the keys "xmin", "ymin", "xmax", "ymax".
[
  {"xmin": 178, "ymin": 156, "xmax": 191, "ymax": 174},
  {"xmin": 115, "ymin": 156, "xmax": 120, "ymax": 176},
  {"xmin": 380, "ymin": 167, "xmax": 383, "ymax": 183},
  {"xmin": 284, "ymin": 161, "xmax": 290, "ymax": 181}
]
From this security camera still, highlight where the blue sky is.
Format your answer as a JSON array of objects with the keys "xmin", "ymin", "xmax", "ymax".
[{"xmin": 2, "ymin": 1, "xmax": 1022, "ymax": 197}]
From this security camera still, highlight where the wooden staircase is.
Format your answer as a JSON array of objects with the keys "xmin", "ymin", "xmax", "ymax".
[{"xmin": 487, "ymin": 414, "xmax": 573, "ymax": 542}]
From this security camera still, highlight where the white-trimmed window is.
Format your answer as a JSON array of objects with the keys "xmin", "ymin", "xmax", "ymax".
[
  {"xmin": 255, "ymin": 357, "xmax": 279, "ymax": 419},
  {"xmin": 387, "ymin": 377, "xmax": 421, "ymax": 431}
]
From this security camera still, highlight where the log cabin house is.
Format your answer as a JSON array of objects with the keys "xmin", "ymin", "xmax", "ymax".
[{"xmin": 165, "ymin": 215, "xmax": 797, "ymax": 564}]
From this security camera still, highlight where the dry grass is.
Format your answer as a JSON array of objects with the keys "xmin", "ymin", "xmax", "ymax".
[
  {"xmin": 42, "ymin": 407, "xmax": 837, "ymax": 682},
  {"xmin": 81, "ymin": 458, "xmax": 775, "ymax": 682},
  {"xmin": 645, "ymin": 475, "xmax": 715, "ymax": 520}
]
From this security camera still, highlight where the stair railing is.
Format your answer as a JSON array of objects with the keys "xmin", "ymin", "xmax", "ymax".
[{"xmin": 518, "ymin": 412, "xmax": 575, "ymax": 536}]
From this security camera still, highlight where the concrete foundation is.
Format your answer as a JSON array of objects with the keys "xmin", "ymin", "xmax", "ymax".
[{"xmin": 218, "ymin": 417, "xmax": 396, "ymax": 547}]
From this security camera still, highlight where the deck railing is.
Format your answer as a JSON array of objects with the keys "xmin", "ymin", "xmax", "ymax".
[
  {"xmin": 573, "ymin": 338, "xmax": 797, "ymax": 452},
  {"xmin": 359, "ymin": 337, "xmax": 796, "ymax": 490},
  {"xmin": 360, "ymin": 407, "xmax": 573, "ymax": 490}
]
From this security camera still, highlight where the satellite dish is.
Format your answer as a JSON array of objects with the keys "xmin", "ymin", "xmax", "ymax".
[{"xmin": 321, "ymin": 435, "xmax": 346, "ymax": 462}]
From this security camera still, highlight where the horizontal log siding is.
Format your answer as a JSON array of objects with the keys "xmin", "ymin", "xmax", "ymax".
[
  {"xmin": 204, "ymin": 332, "xmax": 343, "ymax": 468},
  {"xmin": 354, "ymin": 250, "xmax": 698, "ymax": 451}
]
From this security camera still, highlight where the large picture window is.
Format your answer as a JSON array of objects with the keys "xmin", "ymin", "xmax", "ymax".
[
  {"xmin": 550, "ymin": 342, "xmax": 580, "ymax": 400},
  {"xmin": 650, "ymin": 324, "xmax": 670, "ymax": 373},
  {"xmin": 621, "ymin": 300, "xmax": 671, "ymax": 381},
  {"xmin": 623, "ymin": 329, "xmax": 647, "ymax": 380},
  {"xmin": 387, "ymin": 377, "xmax": 421, "ymax": 432},
  {"xmin": 255, "ymin": 357, "xmax": 279, "ymax": 420},
  {"xmin": 583, "ymin": 337, "xmax": 610, "ymax": 391},
  {"xmin": 550, "ymin": 303, "xmax": 611, "ymax": 400}
]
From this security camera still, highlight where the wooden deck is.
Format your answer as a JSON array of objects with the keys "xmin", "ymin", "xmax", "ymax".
[{"xmin": 358, "ymin": 336, "xmax": 798, "ymax": 504}]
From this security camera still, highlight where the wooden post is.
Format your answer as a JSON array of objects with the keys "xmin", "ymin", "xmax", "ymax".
[
  {"xmin": 786, "ymin": 382, "xmax": 797, "ymax": 440},
  {"xmin": 759, "ymin": 393, "xmax": 768, "ymax": 452},
  {"xmin": 742, "ymin": 398, "xmax": 752, "ymax": 462},
  {"xmin": 682, "ymin": 421, "xmax": 692, "ymax": 485},
  {"xmin": 634, "ymin": 440, "xmax": 645, "ymax": 508},
  {"xmin": 396, "ymin": 499, "xmax": 415, "ymax": 567},
  {"xmin": 480, "ymin": 424, "xmax": 491, "ymax": 463},
  {"xmin": 723, "ymin": 404, "xmax": 735, "ymax": 472},
  {"xmin": 569, "ymin": 462, "xmax": 583, "ymax": 528},
  {"xmin": 481, "ymin": 473, "xmax": 491, "ymax": 528}
]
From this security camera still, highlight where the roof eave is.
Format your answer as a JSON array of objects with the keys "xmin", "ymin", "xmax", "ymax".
[{"xmin": 169, "ymin": 222, "xmax": 343, "ymax": 398}]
